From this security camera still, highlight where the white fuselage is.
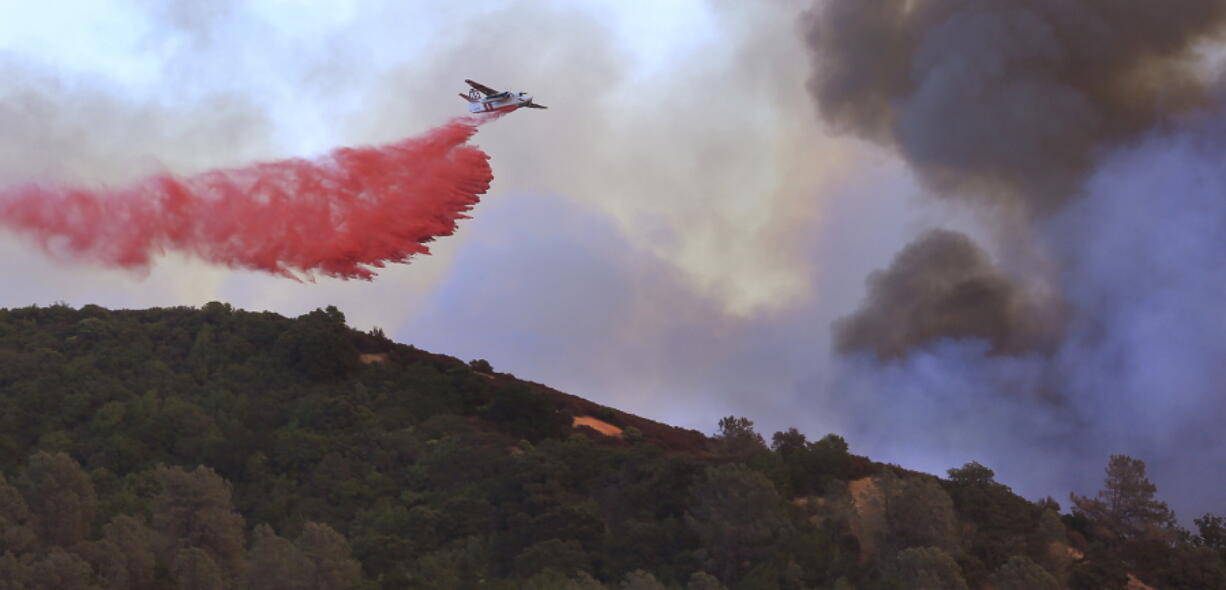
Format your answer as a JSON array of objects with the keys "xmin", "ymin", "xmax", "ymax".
[{"xmin": 468, "ymin": 91, "xmax": 533, "ymax": 113}]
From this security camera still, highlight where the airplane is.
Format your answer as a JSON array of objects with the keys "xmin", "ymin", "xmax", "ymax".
[{"xmin": 459, "ymin": 79, "xmax": 547, "ymax": 113}]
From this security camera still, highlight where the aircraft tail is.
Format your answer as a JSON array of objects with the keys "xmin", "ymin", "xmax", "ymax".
[{"xmin": 458, "ymin": 93, "xmax": 477, "ymax": 103}]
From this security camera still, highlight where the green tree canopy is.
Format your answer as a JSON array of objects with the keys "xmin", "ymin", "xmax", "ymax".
[{"xmin": 686, "ymin": 464, "xmax": 787, "ymax": 583}]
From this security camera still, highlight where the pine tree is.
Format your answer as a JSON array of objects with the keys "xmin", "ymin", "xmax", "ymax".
[{"xmin": 1070, "ymin": 455, "xmax": 1174, "ymax": 541}]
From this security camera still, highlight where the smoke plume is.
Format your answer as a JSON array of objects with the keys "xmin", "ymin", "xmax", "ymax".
[
  {"xmin": 804, "ymin": 0, "xmax": 1226, "ymax": 212},
  {"xmin": 835, "ymin": 229, "xmax": 1046, "ymax": 359},
  {"xmin": 0, "ymin": 116, "xmax": 499, "ymax": 279},
  {"xmin": 803, "ymin": 1, "xmax": 1226, "ymax": 514}
]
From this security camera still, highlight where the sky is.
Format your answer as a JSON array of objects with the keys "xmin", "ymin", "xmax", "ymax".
[{"xmin": 1, "ymin": 1, "xmax": 1223, "ymax": 520}]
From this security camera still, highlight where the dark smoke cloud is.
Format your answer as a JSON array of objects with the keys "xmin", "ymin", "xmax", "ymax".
[
  {"xmin": 803, "ymin": 0, "xmax": 1226, "ymax": 212},
  {"xmin": 801, "ymin": 0, "xmax": 1226, "ymax": 519},
  {"xmin": 835, "ymin": 229, "xmax": 1047, "ymax": 359},
  {"xmin": 807, "ymin": 0, "xmax": 1226, "ymax": 356}
]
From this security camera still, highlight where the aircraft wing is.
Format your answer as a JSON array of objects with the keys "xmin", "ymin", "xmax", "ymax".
[
  {"xmin": 465, "ymin": 79, "xmax": 500, "ymax": 97},
  {"xmin": 525, "ymin": 103, "xmax": 548, "ymax": 109}
]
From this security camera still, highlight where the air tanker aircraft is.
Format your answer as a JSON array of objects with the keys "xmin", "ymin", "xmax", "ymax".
[{"xmin": 459, "ymin": 79, "xmax": 548, "ymax": 113}]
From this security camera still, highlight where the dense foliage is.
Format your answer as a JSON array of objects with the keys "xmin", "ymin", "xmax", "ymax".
[{"xmin": 0, "ymin": 303, "xmax": 1221, "ymax": 589}]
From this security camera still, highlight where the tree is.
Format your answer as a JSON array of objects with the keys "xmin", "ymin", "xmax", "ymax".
[
  {"xmin": 831, "ymin": 578, "xmax": 857, "ymax": 590},
  {"xmin": 520, "ymin": 569, "xmax": 594, "ymax": 590},
  {"xmin": 685, "ymin": 464, "xmax": 787, "ymax": 583},
  {"xmin": 0, "ymin": 551, "xmax": 31, "ymax": 588},
  {"xmin": 23, "ymin": 549, "xmax": 100, "ymax": 590},
  {"xmin": 1070, "ymin": 455, "xmax": 1175, "ymax": 541},
  {"xmin": 187, "ymin": 324, "xmax": 217, "ymax": 382},
  {"xmin": 569, "ymin": 571, "xmax": 607, "ymax": 590},
  {"xmin": 686, "ymin": 571, "xmax": 726, "ymax": 590},
  {"xmin": 243, "ymin": 524, "xmax": 312, "ymax": 590},
  {"xmin": 946, "ymin": 461, "xmax": 995, "ymax": 487},
  {"xmin": 0, "ymin": 475, "xmax": 36, "ymax": 554},
  {"xmin": 152, "ymin": 466, "xmax": 246, "ymax": 580},
  {"xmin": 714, "ymin": 416, "xmax": 767, "ymax": 460},
  {"xmin": 513, "ymin": 539, "xmax": 591, "ymax": 579},
  {"xmin": 809, "ymin": 434, "xmax": 852, "ymax": 481},
  {"xmin": 620, "ymin": 570, "xmax": 667, "ymax": 590},
  {"xmin": 770, "ymin": 429, "xmax": 807, "ymax": 457},
  {"xmin": 401, "ymin": 536, "xmax": 491, "ymax": 590},
  {"xmin": 883, "ymin": 475, "xmax": 959, "ymax": 555},
  {"xmin": 990, "ymin": 555, "xmax": 1058, "ymax": 590},
  {"xmin": 94, "ymin": 515, "xmax": 156, "ymax": 590},
  {"xmin": 892, "ymin": 546, "xmax": 968, "ymax": 590},
  {"xmin": 1195, "ymin": 513, "xmax": 1226, "ymax": 551},
  {"xmin": 296, "ymin": 522, "xmax": 362, "ymax": 590},
  {"xmin": 480, "ymin": 385, "xmax": 569, "ymax": 442},
  {"xmin": 771, "ymin": 429, "xmax": 811, "ymax": 494},
  {"xmin": 275, "ymin": 308, "xmax": 360, "ymax": 381},
  {"xmin": 171, "ymin": 547, "xmax": 226, "ymax": 590},
  {"xmin": 20, "ymin": 452, "xmax": 96, "ymax": 548}
]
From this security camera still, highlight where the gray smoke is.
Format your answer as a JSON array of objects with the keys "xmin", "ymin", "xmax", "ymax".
[
  {"xmin": 835, "ymin": 229, "xmax": 1049, "ymax": 359},
  {"xmin": 803, "ymin": 1, "xmax": 1226, "ymax": 518},
  {"xmin": 804, "ymin": 0, "xmax": 1226, "ymax": 212}
]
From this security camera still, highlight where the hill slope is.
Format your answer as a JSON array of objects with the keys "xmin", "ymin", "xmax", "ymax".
[{"xmin": 0, "ymin": 303, "xmax": 1220, "ymax": 590}]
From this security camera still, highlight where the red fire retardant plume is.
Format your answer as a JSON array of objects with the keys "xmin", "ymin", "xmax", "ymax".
[{"xmin": 0, "ymin": 116, "xmax": 501, "ymax": 280}]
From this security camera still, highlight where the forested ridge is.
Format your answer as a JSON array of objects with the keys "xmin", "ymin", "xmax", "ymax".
[{"xmin": 0, "ymin": 302, "xmax": 1221, "ymax": 589}]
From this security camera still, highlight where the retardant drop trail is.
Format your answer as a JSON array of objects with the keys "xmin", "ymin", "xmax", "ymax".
[{"xmin": 0, "ymin": 116, "xmax": 502, "ymax": 280}]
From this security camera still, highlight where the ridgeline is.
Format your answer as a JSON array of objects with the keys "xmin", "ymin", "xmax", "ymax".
[{"xmin": 0, "ymin": 303, "xmax": 1220, "ymax": 589}]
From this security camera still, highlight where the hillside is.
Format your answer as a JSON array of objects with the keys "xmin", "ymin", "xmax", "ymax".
[{"xmin": 0, "ymin": 303, "xmax": 1221, "ymax": 590}]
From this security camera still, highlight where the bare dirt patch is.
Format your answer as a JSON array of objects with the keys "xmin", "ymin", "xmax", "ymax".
[
  {"xmin": 848, "ymin": 477, "xmax": 886, "ymax": 561},
  {"xmin": 572, "ymin": 415, "xmax": 623, "ymax": 438},
  {"xmin": 1127, "ymin": 574, "xmax": 1156, "ymax": 590},
  {"xmin": 359, "ymin": 353, "xmax": 388, "ymax": 364}
]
